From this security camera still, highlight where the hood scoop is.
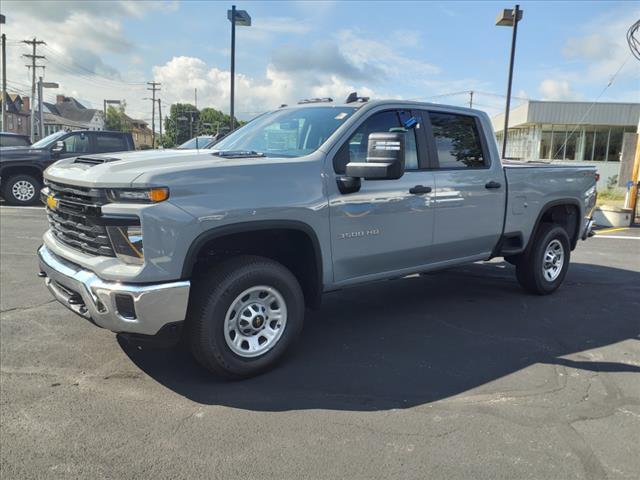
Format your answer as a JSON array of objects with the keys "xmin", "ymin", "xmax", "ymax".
[{"xmin": 74, "ymin": 156, "xmax": 121, "ymax": 166}]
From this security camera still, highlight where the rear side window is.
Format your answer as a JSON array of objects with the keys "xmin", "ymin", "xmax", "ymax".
[
  {"xmin": 428, "ymin": 112, "xmax": 485, "ymax": 169},
  {"xmin": 95, "ymin": 135, "xmax": 127, "ymax": 153}
]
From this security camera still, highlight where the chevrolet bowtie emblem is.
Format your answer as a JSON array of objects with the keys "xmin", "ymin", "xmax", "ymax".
[{"xmin": 46, "ymin": 194, "xmax": 58, "ymax": 210}]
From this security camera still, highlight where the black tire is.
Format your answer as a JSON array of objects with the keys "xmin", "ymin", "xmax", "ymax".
[
  {"xmin": 504, "ymin": 254, "xmax": 521, "ymax": 266},
  {"xmin": 516, "ymin": 224, "xmax": 571, "ymax": 295},
  {"xmin": 187, "ymin": 255, "xmax": 305, "ymax": 378},
  {"xmin": 2, "ymin": 174, "xmax": 41, "ymax": 206}
]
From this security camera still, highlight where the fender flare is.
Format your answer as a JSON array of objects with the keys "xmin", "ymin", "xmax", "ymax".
[
  {"xmin": 525, "ymin": 198, "xmax": 583, "ymax": 253},
  {"xmin": 181, "ymin": 220, "xmax": 324, "ymax": 302}
]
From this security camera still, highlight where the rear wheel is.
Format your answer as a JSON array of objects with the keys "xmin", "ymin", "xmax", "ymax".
[
  {"xmin": 516, "ymin": 224, "xmax": 570, "ymax": 295},
  {"xmin": 2, "ymin": 174, "xmax": 41, "ymax": 206},
  {"xmin": 187, "ymin": 255, "xmax": 304, "ymax": 378}
]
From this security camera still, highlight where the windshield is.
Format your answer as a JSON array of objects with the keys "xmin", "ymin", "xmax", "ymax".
[
  {"xmin": 31, "ymin": 131, "xmax": 66, "ymax": 149},
  {"xmin": 177, "ymin": 136, "xmax": 214, "ymax": 149},
  {"xmin": 213, "ymin": 106, "xmax": 357, "ymax": 157}
]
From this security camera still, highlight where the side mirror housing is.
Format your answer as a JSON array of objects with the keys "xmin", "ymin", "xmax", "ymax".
[
  {"xmin": 345, "ymin": 132, "xmax": 405, "ymax": 180},
  {"xmin": 51, "ymin": 140, "xmax": 66, "ymax": 154}
]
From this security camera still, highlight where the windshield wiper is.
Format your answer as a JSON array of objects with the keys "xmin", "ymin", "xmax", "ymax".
[{"xmin": 211, "ymin": 150, "xmax": 266, "ymax": 158}]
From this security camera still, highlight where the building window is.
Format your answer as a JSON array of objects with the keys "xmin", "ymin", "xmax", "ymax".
[
  {"xmin": 582, "ymin": 130, "xmax": 595, "ymax": 161},
  {"xmin": 540, "ymin": 130, "xmax": 552, "ymax": 159},
  {"xmin": 592, "ymin": 127, "xmax": 609, "ymax": 162},
  {"xmin": 607, "ymin": 127, "xmax": 624, "ymax": 162}
]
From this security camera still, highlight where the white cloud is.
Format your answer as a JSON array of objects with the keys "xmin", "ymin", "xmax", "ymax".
[
  {"xmin": 152, "ymin": 56, "xmax": 377, "ymax": 117},
  {"xmin": 538, "ymin": 79, "xmax": 582, "ymax": 101},
  {"xmin": 551, "ymin": 7, "xmax": 640, "ymax": 99}
]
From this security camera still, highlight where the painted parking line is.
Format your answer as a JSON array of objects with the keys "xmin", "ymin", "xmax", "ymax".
[
  {"xmin": 0, "ymin": 205, "xmax": 44, "ymax": 211},
  {"xmin": 592, "ymin": 235, "xmax": 640, "ymax": 240},
  {"xmin": 594, "ymin": 227, "xmax": 630, "ymax": 234}
]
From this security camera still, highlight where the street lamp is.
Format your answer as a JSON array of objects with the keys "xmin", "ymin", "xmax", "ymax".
[
  {"xmin": 38, "ymin": 77, "xmax": 58, "ymax": 139},
  {"xmin": 496, "ymin": 5, "xmax": 523, "ymax": 159},
  {"xmin": 227, "ymin": 5, "xmax": 251, "ymax": 131}
]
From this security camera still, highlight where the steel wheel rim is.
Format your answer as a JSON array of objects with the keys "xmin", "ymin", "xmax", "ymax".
[
  {"xmin": 12, "ymin": 180, "xmax": 36, "ymax": 201},
  {"xmin": 542, "ymin": 239, "xmax": 564, "ymax": 282},
  {"xmin": 223, "ymin": 285, "xmax": 288, "ymax": 358}
]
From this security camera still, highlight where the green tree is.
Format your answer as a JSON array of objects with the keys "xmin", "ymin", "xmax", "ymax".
[
  {"xmin": 161, "ymin": 103, "xmax": 242, "ymax": 148},
  {"xmin": 104, "ymin": 104, "xmax": 130, "ymax": 132}
]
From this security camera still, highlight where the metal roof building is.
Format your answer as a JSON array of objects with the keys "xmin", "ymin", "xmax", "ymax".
[{"xmin": 491, "ymin": 101, "xmax": 640, "ymax": 163}]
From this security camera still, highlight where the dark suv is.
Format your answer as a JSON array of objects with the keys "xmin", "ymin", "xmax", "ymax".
[{"xmin": 0, "ymin": 130, "xmax": 134, "ymax": 205}]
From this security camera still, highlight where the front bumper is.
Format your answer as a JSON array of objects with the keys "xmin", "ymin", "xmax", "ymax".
[{"xmin": 38, "ymin": 245, "xmax": 190, "ymax": 335}]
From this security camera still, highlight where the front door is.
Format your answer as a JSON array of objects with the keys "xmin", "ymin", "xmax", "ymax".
[{"xmin": 328, "ymin": 109, "xmax": 436, "ymax": 284}]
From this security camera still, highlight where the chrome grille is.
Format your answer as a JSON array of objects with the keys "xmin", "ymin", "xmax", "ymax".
[{"xmin": 44, "ymin": 182, "xmax": 115, "ymax": 257}]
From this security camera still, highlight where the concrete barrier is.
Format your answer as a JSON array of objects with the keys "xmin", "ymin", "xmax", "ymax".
[{"xmin": 593, "ymin": 205, "xmax": 633, "ymax": 228}]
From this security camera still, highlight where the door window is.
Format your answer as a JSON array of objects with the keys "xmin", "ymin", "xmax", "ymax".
[
  {"xmin": 428, "ymin": 112, "xmax": 486, "ymax": 169},
  {"xmin": 62, "ymin": 132, "xmax": 90, "ymax": 154},
  {"xmin": 334, "ymin": 110, "xmax": 419, "ymax": 174},
  {"xmin": 95, "ymin": 135, "xmax": 127, "ymax": 153}
]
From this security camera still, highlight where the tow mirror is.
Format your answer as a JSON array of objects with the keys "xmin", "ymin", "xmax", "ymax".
[
  {"xmin": 345, "ymin": 132, "xmax": 405, "ymax": 180},
  {"xmin": 51, "ymin": 140, "xmax": 66, "ymax": 154}
]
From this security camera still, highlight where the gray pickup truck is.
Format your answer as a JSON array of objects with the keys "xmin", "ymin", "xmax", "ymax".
[{"xmin": 37, "ymin": 98, "xmax": 597, "ymax": 378}]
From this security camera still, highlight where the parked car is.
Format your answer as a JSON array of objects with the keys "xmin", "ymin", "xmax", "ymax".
[
  {"xmin": 37, "ymin": 97, "xmax": 597, "ymax": 378},
  {"xmin": 0, "ymin": 132, "xmax": 31, "ymax": 148},
  {"xmin": 0, "ymin": 130, "xmax": 134, "ymax": 205}
]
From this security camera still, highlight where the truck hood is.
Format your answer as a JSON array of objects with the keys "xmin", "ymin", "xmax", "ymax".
[{"xmin": 43, "ymin": 149, "xmax": 300, "ymax": 188}]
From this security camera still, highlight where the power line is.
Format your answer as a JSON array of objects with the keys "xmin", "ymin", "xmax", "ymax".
[
  {"xmin": 41, "ymin": 45, "xmax": 146, "ymax": 86},
  {"xmin": 553, "ymin": 53, "xmax": 632, "ymax": 159}
]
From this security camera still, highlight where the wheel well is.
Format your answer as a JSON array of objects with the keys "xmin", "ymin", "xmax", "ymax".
[
  {"xmin": 187, "ymin": 227, "xmax": 322, "ymax": 309},
  {"xmin": 535, "ymin": 203, "xmax": 580, "ymax": 250},
  {"xmin": 0, "ymin": 166, "xmax": 43, "ymax": 183}
]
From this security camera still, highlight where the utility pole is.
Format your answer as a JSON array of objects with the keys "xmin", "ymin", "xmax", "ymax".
[
  {"xmin": 23, "ymin": 37, "xmax": 46, "ymax": 141},
  {"xmin": 38, "ymin": 77, "xmax": 43, "ymax": 139},
  {"xmin": 157, "ymin": 99, "xmax": 163, "ymax": 143},
  {"xmin": 469, "ymin": 90, "xmax": 474, "ymax": 108},
  {"xmin": 1, "ymin": 32, "xmax": 7, "ymax": 131},
  {"xmin": 194, "ymin": 88, "xmax": 197, "ymax": 109},
  {"xmin": 147, "ymin": 81, "xmax": 160, "ymax": 148}
]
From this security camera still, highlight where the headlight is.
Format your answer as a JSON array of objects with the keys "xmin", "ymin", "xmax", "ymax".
[
  {"xmin": 107, "ymin": 187, "xmax": 169, "ymax": 203},
  {"xmin": 106, "ymin": 225, "xmax": 144, "ymax": 265}
]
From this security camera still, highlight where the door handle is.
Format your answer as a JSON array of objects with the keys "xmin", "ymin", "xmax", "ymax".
[
  {"xmin": 409, "ymin": 185, "xmax": 432, "ymax": 195},
  {"xmin": 485, "ymin": 181, "xmax": 502, "ymax": 189}
]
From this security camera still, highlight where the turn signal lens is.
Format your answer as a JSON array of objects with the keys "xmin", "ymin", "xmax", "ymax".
[
  {"xmin": 149, "ymin": 188, "xmax": 169, "ymax": 202},
  {"xmin": 107, "ymin": 187, "xmax": 169, "ymax": 203}
]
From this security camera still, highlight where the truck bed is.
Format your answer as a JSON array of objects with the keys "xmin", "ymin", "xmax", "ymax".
[{"xmin": 503, "ymin": 162, "xmax": 597, "ymax": 250}]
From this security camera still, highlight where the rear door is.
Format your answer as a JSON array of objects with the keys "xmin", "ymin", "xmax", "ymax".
[
  {"xmin": 422, "ymin": 110, "xmax": 505, "ymax": 262},
  {"xmin": 328, "ymin": 108, "xmax": 436, "ymax": 283}
]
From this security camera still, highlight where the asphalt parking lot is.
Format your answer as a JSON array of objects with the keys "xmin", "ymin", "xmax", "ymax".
[{"xmin": 1, "ymin": 206, "xmax": 639, "ymax": 480}]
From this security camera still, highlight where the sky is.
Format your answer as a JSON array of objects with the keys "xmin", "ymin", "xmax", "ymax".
[{"xmin": 1, "ymin": 0, "xmax": 638, "ymax": 127}]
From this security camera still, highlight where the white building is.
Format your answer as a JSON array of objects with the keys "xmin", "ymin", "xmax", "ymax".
[{"xmin": 492, "ymin": 101, "xmax": 640, "ymax": 187}]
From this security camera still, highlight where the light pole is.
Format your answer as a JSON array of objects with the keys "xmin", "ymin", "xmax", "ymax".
[
  {"xmin": 38, "ymin": 77, "xmax": 58, "ymax": 139},
  {"xmin": 496, "ymin": 5, "xmax": 523, "ymax": 159},
  {"xmin": 227, "ymin": 5, "xmax": 251, "ymax": 132}
]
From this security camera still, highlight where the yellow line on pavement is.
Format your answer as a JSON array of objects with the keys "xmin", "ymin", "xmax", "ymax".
[{"xmin": 595, "ymin": 227, "xmax": 629, "ymax": 234}]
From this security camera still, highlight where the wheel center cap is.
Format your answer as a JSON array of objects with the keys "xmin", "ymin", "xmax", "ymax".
[{"xmin": 252, "ymin": 315, "xmax": 264, "ymax": 328}]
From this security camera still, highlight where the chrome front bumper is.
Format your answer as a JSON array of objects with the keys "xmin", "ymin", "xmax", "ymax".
[{"xmin": 38, "ymin": 245, "xmax": 190, "ymax": 335}]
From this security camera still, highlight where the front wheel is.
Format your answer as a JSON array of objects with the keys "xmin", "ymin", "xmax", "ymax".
[
  {"xmin": 187, "ymin": 255, "xmax": 305, "ymax": 378},
  {"xmin": 2, "ymin": 174, "xmax": 41, "ymax": 206},
  {"xmin": 516, "ymin": 224, "xmax": 570, "ymax": 295}
]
